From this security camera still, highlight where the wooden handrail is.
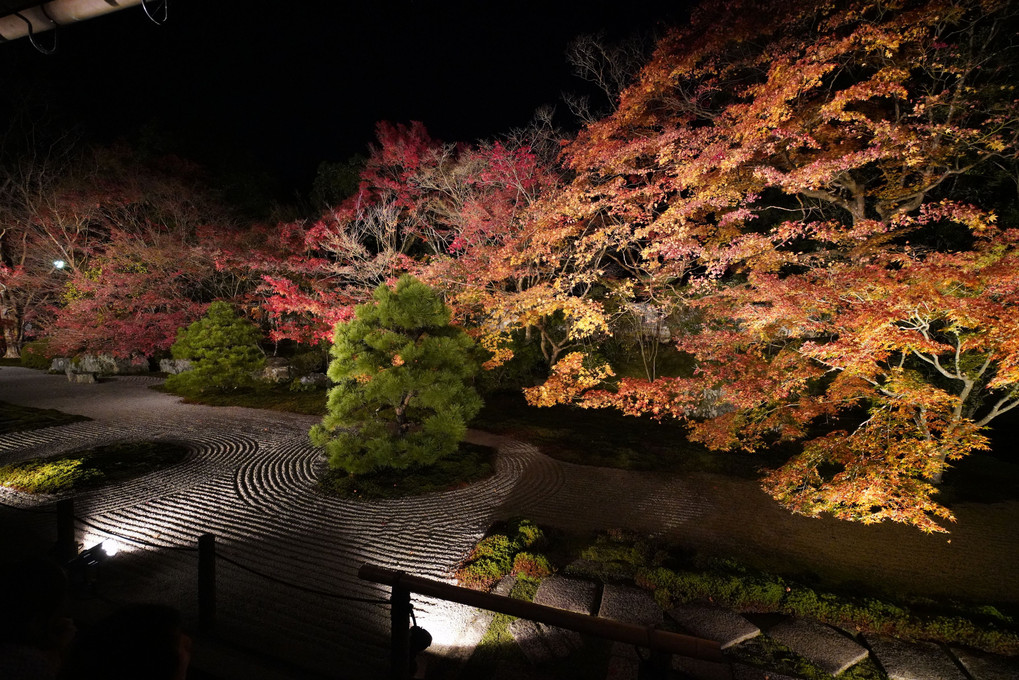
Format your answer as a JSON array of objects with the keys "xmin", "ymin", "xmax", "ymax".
[{"xmin": 358, "ymin": 563, "xmax": 723, "ymax": 663}]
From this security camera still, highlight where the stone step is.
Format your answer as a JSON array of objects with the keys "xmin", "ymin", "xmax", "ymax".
[
  {"xmin": 533, "ymin": 575, "xmax": 599, "ymax": 614},
  {"xmin": 866, "ymin": 636, "xmax": 967, "ymax": 680},
  {"xmin": 599, "ymin": 583, "xmax": 663, "ymax": 626},
  {"xmin": 951, "ymin": 646, "xmax": 1019, "ymax": 680},
  {"xmin": 508, "ymin": 618, "xmax": 584, "ymax": 665},
  {"xmin": 768, "ymin": 618, "xmax": 868, "ymax": 676},
  {"xmin": 667, "ymin": 603, "xmax": 761, "ymax": 649}
]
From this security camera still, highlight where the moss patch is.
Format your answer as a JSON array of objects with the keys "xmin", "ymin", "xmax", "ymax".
[
  {"xmin": 155, "ymin": 383, "xmax": 327, "ymax": 416},
  {"xmin": 0, "ymin": 401, "xmax": 91, "ymax": 434},
  {"xmin": 318, "ymin": 442, "xmax": 495, "ymax": 500},
  {"xmin": 0, "ymin": 441, "xmax": 189, "ymax": 494}
]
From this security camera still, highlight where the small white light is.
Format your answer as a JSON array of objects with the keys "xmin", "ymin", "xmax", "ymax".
[
  {"xmin": 53, "ymin": 259, "xmax": 66, "ymax": 269},
  {"xmin": 102, "ymin": 540, "xmax": 120, "ymax": 557}
]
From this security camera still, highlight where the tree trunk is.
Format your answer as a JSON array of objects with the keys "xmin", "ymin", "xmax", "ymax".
[
  {"xmin": 2, "ymin": 324, "xmax": 21, "ymax": 359},
  {"xmin": 928, "ymin": 448, "xmax": 948, "ymax": 485}
]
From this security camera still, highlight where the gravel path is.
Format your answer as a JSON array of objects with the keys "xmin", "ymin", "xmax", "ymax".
[{"xmin": 1, "ymin": 366, "xmax": 1016, "ymax": 679}]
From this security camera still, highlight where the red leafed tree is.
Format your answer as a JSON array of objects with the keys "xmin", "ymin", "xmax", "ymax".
[
  {"xmin": 261, "ymin": 122, "xmax": 562, "ymax": 353},
  {"xmin": 47, "ymin": 150, "xmax": 254, "ymax": 358},
  {"xmin": 522, "ymin": 0, "xmax": 1019, "ymax": 531},
  {"xmin": 0, "ymin": 139, "xmax": 114, "ymax": 357},
  {"xmin": 258, "ymin": 122, "xmax": 435, "ymax": 345}
]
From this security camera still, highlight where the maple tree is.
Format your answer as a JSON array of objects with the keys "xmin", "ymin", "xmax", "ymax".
[
  {"xmin": 0, "ymin": 124, "xmax": 103, "ymax": 358},
  {"xmin": 518, "ymin": 0, "xmax": 1019, "ymax": 531},
  {"xmin": 261, "ymin": 121, "xmax": 563, "ymax": 364},
  {"xmin": 47, "ymin": 151, "xmax": 252, "ymax": 359}
]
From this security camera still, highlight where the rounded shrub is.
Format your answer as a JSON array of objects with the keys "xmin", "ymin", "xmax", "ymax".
[
  {"xmin": 164, "ymin": 302, "xmax": 265, "ymax": 394},
  {"xmin": 20, "ymin": 339, "xmax": 54, "ymax": 370}
]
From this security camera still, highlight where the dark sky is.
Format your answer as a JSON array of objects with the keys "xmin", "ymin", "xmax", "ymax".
[{"xmin": 2, "ymin": 1, "xmax": 688, "ymax": 197}]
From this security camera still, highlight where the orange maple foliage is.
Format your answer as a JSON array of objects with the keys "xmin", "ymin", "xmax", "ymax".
[{"xmin": 524, "ymin": 0, "xmax": 1019, "ymax": 531}]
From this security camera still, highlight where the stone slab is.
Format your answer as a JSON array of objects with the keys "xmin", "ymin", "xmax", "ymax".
[
  {"xmin": 867, "ymin": 636, "xmax": 967, "ymax": 680},
  {"xmin": 543, "ymin": 625, "xmax": 583, "ymax": 657},
  {"xmin": 769, "ymin": 619, "xmax": 868, "ymax": 676},
  {"xmin": 605, "ymin": 653, "xmax": 640, "ymax": 680},
  {"xmin": 509, "ymin": 618, "xmax": 554, "ymax": 665},
  {"xmin": 951, "ymin": 647, "xmax": 1019, "ymax": 680},
  {"xmin": 492, "ymin": 574, "xmax": 516, "ymax": 597},
  {"xmin": 667, "ymin": 603, "xmax": 761, "ymax": 649},
  {"xmin": 533, "ymin": 575, "xmax": 598, "ymax": 615},
  {"xmin": 507, "ymin": 618, "xmax": 582, "ymax": 666},
  {"xmin": 598, "ymin": 584, "xmax": 663, "ymax": 626}
]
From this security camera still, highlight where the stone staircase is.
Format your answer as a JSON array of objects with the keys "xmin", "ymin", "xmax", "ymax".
[{"xmin": 459, "ymin": 575, "xmax": 1018, "ymax": 680}]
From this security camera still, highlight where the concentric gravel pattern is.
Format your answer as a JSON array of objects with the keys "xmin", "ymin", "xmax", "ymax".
[
  {"xmin": 2, "ymin": 366, "xmax": 1017, "ymax": 679},
  {"xmin": 0, "ymin": 368, "xmax": 566, "ymax": 678}
]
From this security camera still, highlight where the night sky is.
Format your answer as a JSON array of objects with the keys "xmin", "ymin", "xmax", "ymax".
[{"xmin": 2, "ymin": 0, "xmax": 688, "ymax": 198}]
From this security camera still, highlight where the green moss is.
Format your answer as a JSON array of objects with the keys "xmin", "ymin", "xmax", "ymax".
[
  {"xmin": 0, "ymin": 441, "xmax": 189, "ymax": 494},
  {"xmin": 729, "ymin": 635, "xmax": 887, "ymax": 680},
  {"xmin": 457, "ymin": 521, "xmax": 557, "ymax": 588},
  {"xmin": 318, "ymin": 442, "xmax": 495, "ymax": 500},
  {"xmin": 19, "ymin": 339, "xmax": 54, "ymax": 370},
  {"xmin": 0, "ymin": 401, "xmax": 91, "ymax": 434},
  {"xmin": 153, "ymin": 382, "xmax": 327, "ymax": 415}
]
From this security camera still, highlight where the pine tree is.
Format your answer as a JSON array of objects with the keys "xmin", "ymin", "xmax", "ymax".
[{"xmin": 311, "ymin": 275, "xmax": 482, "ymax": 474}]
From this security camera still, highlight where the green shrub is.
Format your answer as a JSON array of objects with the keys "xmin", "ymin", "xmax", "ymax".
[
  {"xmin": 164, "ymin": 302, "xmax": 265, "ymax": 394},
  {"xmin": 290, "ymin": 348, "xmax": 327, "ymax": 374},
  {"xmin": 470, "ymin": 534, "xmax": 515, "ymax": 572},
  {"xmin": 508, "ymin": 519, "xmax": 545, "ymax": 550},
  {"xmin": 20, "ymin": 339, "xmax": 53, "ymax": 370},
  {"xmin": 459, "ymin": 559, "xmax": 508, "ymax": 588}
]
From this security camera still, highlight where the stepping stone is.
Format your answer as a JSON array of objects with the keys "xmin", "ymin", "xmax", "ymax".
[
  {"xmin": 509, "ymin": 618, "xmax": 555, "ymax": 665},
  {"xmin": 507, "ymin": 619, "xmax": 582, "ymax": 665},
  {"xmin": 951, "ymin": 647, "xmax": 1019, "ymax": 680},
  {"xmin": 867, "ymin": 636, "xmax": 967, "ymax": 680},
  {"xmin": 598, "ymin": 584, "xmax": 663, "ymax": 626},
  {"xmin": 667, "ymin": 603, "xmax": 761, "ymax": 649},
  {"xmin": 769, "ymin": 619, "xmax": 868, "ymax": 676},
  {"xmin": 543, "ymin": 625, "xmax": 583, "ymax": 657},
  {"xmin": 605, "ymin": 653, "xmax": 640, "ymax": 680},
  {"xmin": 533, "ymin": 576, "xmax": 598, "ymax": 615},
  {"xmin": 492, "ymin": 574, "xmax": 516, "ymax": 597}
]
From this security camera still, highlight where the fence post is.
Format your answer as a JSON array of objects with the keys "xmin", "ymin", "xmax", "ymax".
[
  {"xmin": 198, "ymin": 533, "xmax": 216, "ymax": 635},
  {"xmin": 390, "ymin": 583, "xmax": 412, "ymax": 680},
  {"xmin": 55, "ymin": 498, "xmax": 76, "ymax": 562}
]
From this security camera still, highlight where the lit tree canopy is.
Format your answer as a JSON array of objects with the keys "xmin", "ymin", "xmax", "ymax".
[{"xmin": 521, "ymin": 0, "xmax": 1019, "ymax": 531}]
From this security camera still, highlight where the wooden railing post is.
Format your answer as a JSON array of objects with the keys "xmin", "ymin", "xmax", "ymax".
[
  {"xmin": 390, "ymin": 581, "xmax": 412, "ymax": 680},
  {"xmin": 55, "ymin": 498, "xmax": 76, "ymax": 562},
  {"xmin": 198, "ymin": 533, "xmax": 216, "ymax": 634}
]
